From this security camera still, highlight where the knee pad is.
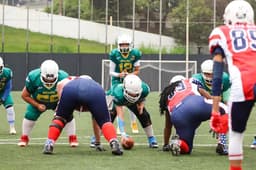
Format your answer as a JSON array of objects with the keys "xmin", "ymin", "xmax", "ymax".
[
  {"xmin": 136, "ymin": 108, "xmax": 152, "ymax": 128},
  {"xmin": 50, "ymin": 116, "xmax": 67, "ymax": 131}
]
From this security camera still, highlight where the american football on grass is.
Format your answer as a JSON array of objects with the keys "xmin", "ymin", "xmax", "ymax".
[{"xmin": 121, "ymin": 136, "xmax": 134, "ymax": 150}]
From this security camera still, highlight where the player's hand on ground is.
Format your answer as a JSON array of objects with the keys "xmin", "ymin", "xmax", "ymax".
[
  {"xmin": 95, "ymin": 143, "xmax": 106, "ymax": 151},
  {"xmin": 162, "ymin": 144, "xmax": 171, "ymax": 151}
]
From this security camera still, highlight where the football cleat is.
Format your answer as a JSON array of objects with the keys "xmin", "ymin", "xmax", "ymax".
[
  {"xmin": 69, "ymin": 135, "xmax": 79, "ymax": 147},
  {"xmin": 18, "ymin": 135, "xmax": 29, "ymax": 147},
  {"xmin": 170, "ymin": 135, "xmax": 181, "ymax": 156},
  {"xmin": 131, "ymin": 122, "xmax": 139, "ymax": 133},
  {"xmin": 216, "ymin": 143, "xmax": 228, "ymax": 155},
  {"xmin": 9, "ymin": 127, "xmax": 16, "ymax": 135},
  {"xmin": 250, "ymin": 137, "xmax": 256, "ymax": 149},
  {"xmin": 95, "ymin": 143, "xmax": 106, "ymax": 151},
  {"xmin": 110, "ymin": 139, "xmax": 123, "ymax": 156},
  {"xmin": 148, "ymin": 136, "xmax": 158, "ymax": 148},
  {"xmin": 43, "ymin": 139, "xmax": 54, "ymax": 154},
  {"xmin": 90, "ymin": 136, "xmax": 96, "ymax": 148}
]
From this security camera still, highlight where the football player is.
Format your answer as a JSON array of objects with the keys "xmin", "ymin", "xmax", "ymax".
[
  {"xmin": 109, "ymin": 34, "xmax": 141, "ymax": 134},
  {"xmin": 0, "ymin": 57, "xmax": 16, "ymax": 134},
  {"xmin": 90, "ymin": 34, "xmax": 141, "ymax": 147},
  {"xmin": 209, "ymin": 0, "xmax": 256, "ymax": 169},
  {"xmin": 18, "ymin": 59, "xmax": 78, "ymax": 147},
  {"xmin": 159, "ymin": 75, "xmax": 228, "ymax": 155},
  {"xmin": 43, "ymin": 75, "xmax": 123, "ymax": 156},
  {"xmin": 192, "ymin": 59, "xmax": 231, "ymax": 155},
  {"xmin": 110, "ymin": 74, "xmax": 158, "ymax": 148}
]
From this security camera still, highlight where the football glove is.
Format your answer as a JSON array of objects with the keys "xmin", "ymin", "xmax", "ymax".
[
  {"xmin": 210, "ymin": 112, "xmax": 228, "ymax": 134},
  {"xmin": 219, "ymin": 114, "xmax": 228, "ymax": 133}
]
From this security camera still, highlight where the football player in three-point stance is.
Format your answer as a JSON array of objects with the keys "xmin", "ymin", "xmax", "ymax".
[
  {"xmin": 43, "ymin": 75, "xmax": 123, "ymax": 156},
  {"xmin": 18, "ymin": 60, "xmax": 78, "ymax": 147},
  {"xmin": 110, "ymin": 74, "xmax": 158, "ymax": 148},
  {"xmin": 192, "ymin": 59, "xmax": 231, "ymax": 155},
  {"xmin": 0, "ymin": 57, "xmax": 16, "ymax": 135},
  {"xmin": 159, "ymin": 75, "xmax": 228, "ymax": 155}
]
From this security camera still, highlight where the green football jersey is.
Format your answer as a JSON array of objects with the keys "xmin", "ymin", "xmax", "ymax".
[
  {"xmin": 109, "ymin": 48, "xmax": 142, "ymax": 85},
  {"xmin": 25, "ymin": 68, "xmax": 69, "ymax": 109},
  {"xmin": 0, "ymin": 67, "xmax": 12, "ymax": 93},
  {"xmin": 112, "ymin": 81, "xmax": 149, "ymax": 106},
  {"xmin": 192, "ymin": 72, "xmax": 231, "ymax": 102}
]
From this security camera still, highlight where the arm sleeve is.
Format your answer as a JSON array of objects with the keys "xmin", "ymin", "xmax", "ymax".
[
  {"xmin": 2, "ymin": 79, "xmax": 12, "ymax": 101},
  {"xmin": 109, "ymin": 60, "xmax": 120, "ymax": 77}
]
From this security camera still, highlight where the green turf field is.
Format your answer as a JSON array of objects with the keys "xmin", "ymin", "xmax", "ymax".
[{"xmin": 0, "ymin": 91, "xmax": 255, "ymax": 170}]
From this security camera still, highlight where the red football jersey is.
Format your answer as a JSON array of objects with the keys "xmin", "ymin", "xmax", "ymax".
[
  {"xmin": 209, "ymin": 24, "xmax": 256, "ymax": 101},
  {"xmin": 167, "ymin": 79, "xmax": 199, "ymax": 112}
]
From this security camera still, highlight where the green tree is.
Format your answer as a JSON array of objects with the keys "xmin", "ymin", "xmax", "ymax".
[{"xmin": 168, "ymin": 0, "xmax": 212, "ymax": 48}]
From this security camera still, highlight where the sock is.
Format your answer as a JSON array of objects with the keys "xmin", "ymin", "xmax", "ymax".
[
  {"xmin": 6, "ymin": 106, "xmax": 15, "ymax": 126},
  {"xmin": 143, "ymin": 125, "xmax": 154, "ymax": 137},
  {"xmin": 48, "ymin": 119, "xmax": 65, "ymax": 142},
  {"xmin": 22, "ymin": 118, "xmax": 36, "ymax": 136},
  {"xmin": 101, "ymin": 122, "xmax": 117, "ymax": 142},
  {"xmin": 180, "ymin": 140, "xmax": 190, "ymax": 154},
  {"xmin": 230, "ymin": 166, "xmax": 242, "ymax": 170},
  {"xmin": 64, "ymin": 118, "xmax": 76, "ymax": 136},
  {"xmin": 218, "ymin": 133, "xmax": 227, "ymax": 145}
]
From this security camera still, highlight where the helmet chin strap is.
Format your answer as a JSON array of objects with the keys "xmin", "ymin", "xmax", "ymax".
[{"xmin": 43, "ymin": 83, "xmax": 56, "ymax": 89}]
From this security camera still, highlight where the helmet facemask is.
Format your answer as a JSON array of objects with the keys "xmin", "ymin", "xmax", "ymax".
[
  {"xmin": 117, "ymin": 34, "xmax": 132, "ymax": 56},
  {"xmin": 201, "ymin": 59, "xmax": 213, "ymax": 87},
  {"xmin": 202, "ymin": 72, "xmax": 213, "ymax": 87},
  {"xmin": 123, "ymin": 75, "xmax": 142, "ymax": 103},
  {"xmin": 119, "ymin": 43, "xmax": 130, "ymax": 54},
  {"xmin": 40, "ymin": 60, "xmax": 59, "ymax": 89}
]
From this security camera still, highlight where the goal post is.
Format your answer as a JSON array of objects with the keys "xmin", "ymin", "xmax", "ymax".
[{"xmin": 101, "ymin": 59, "xmax": 197, "ymax": 92}]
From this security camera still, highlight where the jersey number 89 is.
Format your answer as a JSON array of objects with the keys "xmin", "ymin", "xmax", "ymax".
[{"xmin": 231, "ymin": 29, "xmax": 256, "ymax": 52}]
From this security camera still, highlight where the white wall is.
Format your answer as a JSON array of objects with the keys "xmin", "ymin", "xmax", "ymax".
[{"xmin": 0, "ymin": 5, "xmax": 175, "ymax": 49}]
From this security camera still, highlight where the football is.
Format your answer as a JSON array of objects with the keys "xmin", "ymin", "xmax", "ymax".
[{"xmin": 121, "ymin": 136, "xmax": 134, "ymax": 150}]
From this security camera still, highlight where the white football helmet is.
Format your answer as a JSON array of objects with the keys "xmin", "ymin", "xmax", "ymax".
[
  {"xmin": 169, "ymin": 75, "xmax": 185, "ymax": 84},
  {"xmin": 40, "ymin": 60, "xmax": 59, "ymax": 89},
  {"xmin": 80, "ymin": 75, "xmax": 92, "ymax": 80},
  {"xmin": 223, "ymin": 0, "xmax": 254, "ymax": 25},
  {"xmin": 201, "ymin": 59, "xmax": 213, "ymax": 86},
  {"xmin": 0, "ymin": 57, "xmax": 4, "ymax": 74},
  {"xmin": 123, "ymin": 74, "xmax": 142, "ymax": 103},
  {"xmin": 117, "ymin": 34, "xmax": 132, "ymax": 54}
]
